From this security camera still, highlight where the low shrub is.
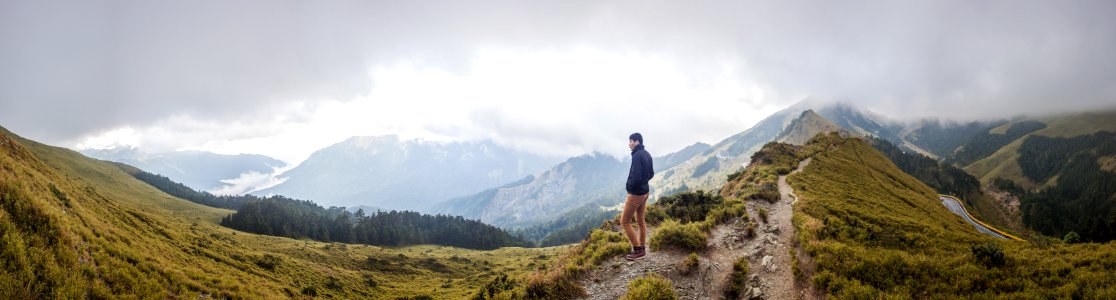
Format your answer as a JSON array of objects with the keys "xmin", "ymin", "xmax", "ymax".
[
  {"xmin": 790, "ymin": 248, "xmax": 802, "ymax": 280},
  {"xmin": 971, "ymin": 241, "xmax": 1005, "ymax": 268},
  {"xmin": 724, "ymin": 256, "xmax": 750, "ymax": 299},
  {"xmin": 621, "ymin": 273, "xmax": 676, "ymax": 300},
  {"xmin": 656, "ymin": 191, "xmax": 723, "ymax": 223},
  {"xmin": 576, "ymin": 230, "xmax": 630, "ymax": 268},
  {"xmin": 255, "ymin": 254, "xmax": 281, "ymax": 271},
  {"xmin": 1063, "ymin": 231, "xmax": 1081, "ymax": 244},
  {"xmin": 704, "ymin": 201, "xmax": 747, "ymax": 226},
  {"xmin": 645, "ymin": 205, "xmax": 668, "ymax": 226},
  {"xmin": 752, "ymin": 182, "xmax": 779, "ymax": 202},
  {"xmin": 679, "ymin": 253, "xmax": 700, "ymax": 276},
  {"xmin": 649, "ymin": 220, "xmax": 707, "ymax": 251}
]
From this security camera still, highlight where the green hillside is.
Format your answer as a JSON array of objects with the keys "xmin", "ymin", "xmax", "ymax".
[
  {"xmin": 964, "ymin": 109, "xmax": 1116, "ymax": 189},
  {"xmin": 787, "ymin": 135, "xmax": 1116, "ymax": 298},
  {"xmin": 0, "ymin": 127, "xmax": 557, "ymax": 298}
]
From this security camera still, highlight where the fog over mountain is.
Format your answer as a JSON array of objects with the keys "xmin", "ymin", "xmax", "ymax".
[
  {"xmin": 3, "ymin": 1, "xmax": 1113, "ymax": 165},
  {"xmin": 81, "ymin": 147, "xmax": 287, "ymax": 194},
  {"xmin": 253, "ymin": 135, "xmax": 561, "ymax": 210}
]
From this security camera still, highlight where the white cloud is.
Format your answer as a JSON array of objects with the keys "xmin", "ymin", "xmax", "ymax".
[
  {"xmin": 20, "ymin": 0, "xmax": 1112, "ymax": 164},
  {"xmin": 74, "ymin": 47, "xmax": 787, "ymax": 164},
  {"xmin": 209, "ymin": 165, "xmax": 294, "ymax": 196}
]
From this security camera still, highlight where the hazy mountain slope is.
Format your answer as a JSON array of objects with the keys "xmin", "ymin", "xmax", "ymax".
[
  {"xmin": 655, "ymin": 142, "xmax": 711, "ymax": 169},
  {"xmin": 811, "ymin": 102, "xmax": 903, "ymax": 143},
  {"xmin": 0, "ymin": 126, "xmax": 556, "ymax": 298},
  {"xmin": 433, "ymin": 141, "xmax": 710, "ymax": 230},
  {"xmin": 255, "ymin": 136, "xmax": 559, "ymax": 211},
  {"xmin": 651, "ymin": 106, "xmax": 796, "ymax": 195},
  {"xmin": 776, "ymin": 109, "xmax": 850, "ymax": 145},
  {"xmin": 898, "ymin": 119, "xmax": 1007, "ymax": 159},
  {"xmin": 652, "ymin": 100, "xmax": 906, "ymax": 197},
  {"xmin": 964, "ymin": 109, "xmax": 1116, "ymax": 189},
  {"xmin": 786, "ymin": 135, "xmax": 1116, "ymax": 298},
  {"xmin": 432, "ymin": 153, "xmax": 627, "ymax": 228},
  {"xmin": 81, "ymin": 147, "xmax": 285, "ymax": 193}
]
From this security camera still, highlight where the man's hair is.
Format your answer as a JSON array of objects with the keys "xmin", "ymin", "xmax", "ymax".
[{"xmin": 629, "ymin": 132, "xmax": 643, "ymax": 144}]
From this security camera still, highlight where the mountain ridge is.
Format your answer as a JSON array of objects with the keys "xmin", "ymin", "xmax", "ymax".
[{"xmin": 255, "ymin": 135, "xmax": 561, "ymax": 211}]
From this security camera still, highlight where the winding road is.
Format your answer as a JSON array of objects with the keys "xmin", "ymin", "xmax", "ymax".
[{"xmin": 939, "ymin": 195, "xmax": 1023, "ymax": 241}]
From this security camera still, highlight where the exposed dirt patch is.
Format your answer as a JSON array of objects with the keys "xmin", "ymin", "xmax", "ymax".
[{"xmin": 983, "ymin": 183, "xmax": 1021, "ymax": 217}]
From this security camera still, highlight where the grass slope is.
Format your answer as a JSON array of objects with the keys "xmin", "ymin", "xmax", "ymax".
[
  {"xmin": 0, "ymin": 126, "xmax": 557, "ymax": 299},
  {"xmin": 965, "ymin": 109, "xmax": 1116, "ymax": 189},
  {"xmin": 788, "ymin": 135, "xmax": 1116, "ymax": 298}
]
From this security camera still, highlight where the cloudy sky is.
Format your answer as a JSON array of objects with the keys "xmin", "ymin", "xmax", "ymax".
[{"xmin": 3, "ymin": 0, "xmax": 1115, "ymax": 164}]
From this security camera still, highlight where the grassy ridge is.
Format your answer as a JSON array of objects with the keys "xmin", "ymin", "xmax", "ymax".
[
  {"xmin": 788, "ymin": 135, "xmax": 1116, "ymax": 298},
  {"xmin": 0, "ymin": 127, "xmax": 558, "ymax": 298}
]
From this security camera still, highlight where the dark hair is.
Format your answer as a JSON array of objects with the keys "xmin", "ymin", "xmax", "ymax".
[{"xmin": 629, "ymin": 132, "xmax": 643, "ymax": 144}]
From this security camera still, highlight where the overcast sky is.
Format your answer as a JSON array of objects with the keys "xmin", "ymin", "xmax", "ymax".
[{"xmin": 3, "ymin": 0, "xmax": 1115, "ymax": 164}]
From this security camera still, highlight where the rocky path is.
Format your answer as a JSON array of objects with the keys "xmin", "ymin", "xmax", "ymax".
[
  {"xmin": 579, "ymin": 223, "xmax": 745, "ymax": 299},
  {"xmin": 578, "ymin": 158, "xmax": 815, "ymax": 299}
]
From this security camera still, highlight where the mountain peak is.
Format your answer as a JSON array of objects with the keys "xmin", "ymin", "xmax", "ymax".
[{"xmin": 776, "ymin": 109, "xmax": 850, "ymax": 145}]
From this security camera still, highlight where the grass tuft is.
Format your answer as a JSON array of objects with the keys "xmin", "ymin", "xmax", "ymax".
[
  {"xmin": 621, "ymin": 273, "xmax": 676, "ymax": 300},
  {"xmin": 649, "ymin": 219, "xmax": 707, "ymax": 251}
]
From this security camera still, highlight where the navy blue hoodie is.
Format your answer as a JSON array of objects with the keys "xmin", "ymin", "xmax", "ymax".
[{"xmin": 626, "ymin": 144, "xmax": 654, "ymax": 195}]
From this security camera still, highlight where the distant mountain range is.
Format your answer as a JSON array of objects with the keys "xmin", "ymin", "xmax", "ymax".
[
  {"xmin": 81, "ymin": 147, "xmax": 286, "ymax": 193},
  {"xmin": 429, "ymin": 142, "xmax": 711, "ymax": 228},
  {"xmin": 651, "ymin": 100, "xmax": 891, "ymax": 196},
  {"xmin": 253, "ymin": 135, "xmax": 561, "ymax": 210},
  {"xmin": 77, "ymin": 101, "xmax": 1116, "ymax": 244},
  {"xmin": 431, "ymin": 100, "xmax": 1011, "ymax": 232}
]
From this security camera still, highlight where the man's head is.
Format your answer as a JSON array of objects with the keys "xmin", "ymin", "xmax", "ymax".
[{"xmin": 628, "ymin": 132, "xmax": 643, "ymax": 150}]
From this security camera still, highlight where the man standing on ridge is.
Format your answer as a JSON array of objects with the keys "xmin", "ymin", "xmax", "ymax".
[{"xmin": 622, "ymin": 132, "xmax": 654, "ymax": 260}]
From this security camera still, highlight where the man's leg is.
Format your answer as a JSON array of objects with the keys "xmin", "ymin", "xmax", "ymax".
[
  {"xmin": 634, "ymin": 194, "xmax": 648, "ymax": 247},
  {"xmin": 620, "ymin": 194, "xmax": 640, "ymax": 247}
]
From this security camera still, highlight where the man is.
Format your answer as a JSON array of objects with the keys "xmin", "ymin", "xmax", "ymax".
[{"xmin": 622, "ymin": 132, "xmax": 654, "ymax": 260}]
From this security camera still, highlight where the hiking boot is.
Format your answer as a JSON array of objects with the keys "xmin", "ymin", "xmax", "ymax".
[{"xmin": 624, "ymin": 246, "xmax": 646, "ymax": 261}]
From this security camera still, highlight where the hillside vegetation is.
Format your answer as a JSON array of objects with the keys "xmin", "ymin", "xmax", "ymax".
[
  {"xmin": 786, "ymin": 134, "xmax": 1116, "ymax": 298},
  {"xmin": 864, "ymin": 137, "xmax": 1034, "ymax": 238},
  {"xmin": 0, "ymin": 127, "xmax": 557, "ymax": 298},
  {"xmin": 1013, "ymin": 131, "xmax": 1116, "ymax": 242},
  {"xmin": 948, "ymin": 120, "xmax": 1046, "ymax": 166},
  {"xmin": 964, "ymin": 109, "xmax": 1116, "ymax": 189}
]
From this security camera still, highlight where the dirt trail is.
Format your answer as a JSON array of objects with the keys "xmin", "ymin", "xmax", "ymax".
[
  {"xmin": 578, "ymin": 158, "xmax": 817, "ymax": 299},
  {"xmin": 761, "ymin": 158, "xmax": 813, "ymax": 300},
  {"xmin": 579, "ymin": 221, "xmax": 751, "ymax": 299}
]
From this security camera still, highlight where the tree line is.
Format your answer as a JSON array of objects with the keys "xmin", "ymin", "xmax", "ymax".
[
  {"xmin": 221, "ymin": 199, "xmax": 532, "ymax": 250},
  {"xmin": 1012, "ymin": 131, "xmax": 1116, "ymax": 242},
  {"xmin": 118, "ymin": 164, "xmax": 532, "ymax": 250}
]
